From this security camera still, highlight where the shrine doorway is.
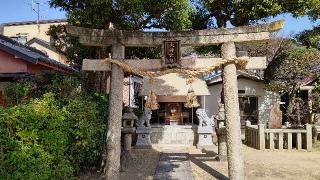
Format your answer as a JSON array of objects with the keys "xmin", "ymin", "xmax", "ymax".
[{"xmin": 146, "ymin": 95, "xmax": 200, "ymax": 126}]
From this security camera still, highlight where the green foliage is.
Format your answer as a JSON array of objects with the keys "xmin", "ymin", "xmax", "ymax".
[
  {"xmin": 1, "ymin": 73, "xmax": 109, "ymax": 179},
  {"xmin": 65, "ymin": 94, "xmax": 107, "ymax": 173},
  {"xmin": 0, "ymin": 93, "xmax": 73, "ymax": 179},
  {"xmin": 50, "ymin": 0, "xmax": 192, "ymax": 30},
  {"xmin": 195, "ymin": 0, "xmax": 320, "ymax": 28},
  {"xmin": 4, "ymin": 82, "xmax": 30, "ymax": 105},
  {"xmin": 265, "ymin": 47, "xmax": 320, "ymax": 93},
  {"xmin": 296, "ymin": 25, "xmax": 320, "ymax": 49},
  {"xmin": 29, "ymin": 71, "xmax": 82, "ymax": 103},
  {"xmin": 125, "ymin": 47, "xmax": 161, "ymax": 59}
]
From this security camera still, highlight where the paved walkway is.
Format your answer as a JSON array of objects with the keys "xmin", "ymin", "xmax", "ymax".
[{"xmin": 154, "ymin": 146, "xmax": 194, "ymax": 180}]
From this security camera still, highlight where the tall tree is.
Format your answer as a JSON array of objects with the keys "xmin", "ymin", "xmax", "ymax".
[
  {"xmin": 192, "ymin": 0, "xmax": 320, "ymax": 28},
  {"xmin": 49, "ymin": 0, "xmax": 192, "ymax": 30}
]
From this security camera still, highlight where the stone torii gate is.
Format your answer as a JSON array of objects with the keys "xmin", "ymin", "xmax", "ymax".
[{"xmin": 67, "ymin": 20, "xmax": 284, "ymax": 180}]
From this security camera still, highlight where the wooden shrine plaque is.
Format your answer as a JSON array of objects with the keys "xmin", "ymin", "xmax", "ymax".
[{"xmin": 163, "ymin": 41, "xmax": 181, "ymax": 68}]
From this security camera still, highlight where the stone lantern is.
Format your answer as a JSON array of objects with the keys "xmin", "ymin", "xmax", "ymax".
[{"xmin": 122, "ymin": 108, "xmax": 137, "ymax": 153}]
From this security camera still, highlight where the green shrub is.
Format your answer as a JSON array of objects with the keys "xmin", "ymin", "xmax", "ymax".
[
  {"xmin": 1, "ymin": 72, "xmax": 109, "ymax": 179},
  {"xmin": 0, "ymin": 93, "xmax": 73, "ymax": 179},
  {"xmin": 3, "ymin": 82, "xmax": 30, "ymax": 105},
  {"xmin": 65, "ymin": 94, "xmax": 106, "ymax": 173}
]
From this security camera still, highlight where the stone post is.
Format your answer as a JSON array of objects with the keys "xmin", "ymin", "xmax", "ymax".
[
  {"xmin": 222, "ymin": 42, "xmax": 245, "ymax": 180},
  {"xmin": 105, "ymin": 43, "xmax": 125, "ymax": 180}
]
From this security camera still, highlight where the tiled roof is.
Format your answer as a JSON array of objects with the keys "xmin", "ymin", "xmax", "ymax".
[
  {"xmin": 207, "ymin": 70, "xmax": 263, "ymax": 85},
  {"xmin": 0, "ymin": 34, "xmax": 77, "ymax": 73},
  {"xmin": 1, "ymin": 19, "xmax": 66, "ymax": 26},
  {"xmin": 26, "ymin": 37, "xmax": 57, "ymax": 53}
]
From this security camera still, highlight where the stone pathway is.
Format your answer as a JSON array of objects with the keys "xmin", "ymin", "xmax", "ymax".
[{"xmin": 154, "ymin": 146, "xmax": 194, "ymax": 180}]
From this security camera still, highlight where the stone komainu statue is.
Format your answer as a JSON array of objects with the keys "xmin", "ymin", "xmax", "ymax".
[
  {"xmin": 196, "ymin": 108, "xmax": 215, "ymax": 128},
  {"xmin": 136, "ymin": 109, "xmax": 152, "ymax": 127}
]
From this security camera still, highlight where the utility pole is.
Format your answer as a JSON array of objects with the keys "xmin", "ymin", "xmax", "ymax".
[{"xmin": 30, "ymin": 0, "xmax": 40, "ymax": 34}]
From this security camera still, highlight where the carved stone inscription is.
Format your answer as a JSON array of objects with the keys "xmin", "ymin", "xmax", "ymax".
[{"xmin": 163, "ymin": 41, "xmax": 180, "ymax": 68}]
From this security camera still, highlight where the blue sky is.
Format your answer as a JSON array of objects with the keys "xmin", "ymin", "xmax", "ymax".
[{"xmin": 0, "ymin": 0, "xmax": 319, "ymax": 37}]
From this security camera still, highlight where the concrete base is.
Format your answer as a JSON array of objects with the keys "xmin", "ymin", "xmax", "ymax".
[
  {"xmin": 197, "ymin": 133, "xmax": 214, "ymax": 149},
  {"xmin": 135, "ymin": 127, "xmax": 152, "ymax": 149},
  {"xmin": 150, "ymin": 125, "xmax": 198, "ymax": 145}
]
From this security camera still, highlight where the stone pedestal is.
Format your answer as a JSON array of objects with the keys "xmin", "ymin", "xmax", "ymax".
[
  {"xmin": 197, "ymin": 133, "xmax": 214, "ymax": 149},
  {"xmin": 135, "ymin": 127, "xmax": 152, "ymax": 149},
  {"xmin": 196, "ymin": 109, "xmax": 214, "ymax": 149},
  {"xmin": 216, "ymin": 123, "xmax": 227, "ymax": 161},
  {"xmin": 197, "ymin": 126, "xmax": 214, "ymax": 149}
]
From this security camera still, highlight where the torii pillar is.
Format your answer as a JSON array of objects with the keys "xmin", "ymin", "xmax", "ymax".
[
  {"xmin": 222, "ymin": 42, "xmax": 244, "ymax": 180},
  {"xmin": 105, "ymin": 43, "xmax": 124, "ymax": 180}
]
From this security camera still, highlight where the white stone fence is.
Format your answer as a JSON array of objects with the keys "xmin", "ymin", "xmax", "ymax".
[{"xmin": 245, "ymin": 121, "xmax": 312, "ymax": 151}]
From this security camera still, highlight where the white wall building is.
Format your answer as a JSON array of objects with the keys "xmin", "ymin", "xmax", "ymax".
[{"xmin": 204, "ymin": 71, "xmax": 280, "ymax": 127}]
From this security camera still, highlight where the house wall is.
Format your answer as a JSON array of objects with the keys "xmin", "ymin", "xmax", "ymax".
[
  {"xmin": 2, "ymin": 22, "xmax": 66, "ymax": 43},
  {"xmin": 0, "ymin": 50, "xmax": 53, "ymax": 74},
  {"xmin": 205, "ymin": 78, "xmax": 279, "ymax": 124},
  {"xmin": 0, "ymin": 50, "xmax": 28, "ymax": 73},
  {"xmin": 29, "ymin": 43, "xmax": 67, "ymax": 64},
  {"xmin": 27, "ymin": 63, "xmax": 52, "ymax": 74}
]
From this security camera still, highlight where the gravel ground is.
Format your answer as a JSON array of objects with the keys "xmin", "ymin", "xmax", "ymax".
[
  {"xmin": 80, "ymin": 142, "xmax": 320, "ymax": 180},
  {"xmin": 190, "ymin": 144, "xmax": 320, "ymax": 180}
]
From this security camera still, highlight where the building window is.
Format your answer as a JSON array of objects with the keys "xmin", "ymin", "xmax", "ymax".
[{"xmin": 239, "ymin": 96, "xmax": 258, "ymax": 127}]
